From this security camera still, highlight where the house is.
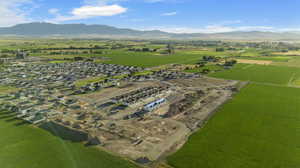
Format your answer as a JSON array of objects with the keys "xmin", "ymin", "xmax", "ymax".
[{"xmin": 16, "ymin": 51, "xmax": 27, "ymax": 59}]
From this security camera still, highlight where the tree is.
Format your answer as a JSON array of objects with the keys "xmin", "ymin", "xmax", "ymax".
[
  {"xmin": 142, "ymin": 48, "xmax": 150, "ymax": 52},
  {"xmin": 167, "ymin": 44, "xmax": 175, "ymax": 54},
  {"xmin": 202, "ymin": 69, "xmax": 210, "ymax": 74},
  {"xmin": 224, "ymin": 60, "xmax": 237, "ymax": 66},
  {"xmin": 216, "ymin": 48, "xmax": 225, "ymax": 52},
  {"xmin": 203, "ymin": 56, "xmax": 218, "ymax": 62},
  {"xmin": 196, "ymin": 61, "xmax": 207, "ymax": 67}
]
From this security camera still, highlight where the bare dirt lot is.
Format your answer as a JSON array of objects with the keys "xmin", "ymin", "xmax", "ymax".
[
  {"xmin": 53, "ymin": 77, "xmax": 238, "ymax": 162},
  {"xmin": 237, "ymin": 59, "xmax": 272, "ymax": 65}
]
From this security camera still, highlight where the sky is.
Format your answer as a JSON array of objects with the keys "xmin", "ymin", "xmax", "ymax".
[{"xmin": 1, "ymin": 0, "xmax": 300, "ymax": 33}]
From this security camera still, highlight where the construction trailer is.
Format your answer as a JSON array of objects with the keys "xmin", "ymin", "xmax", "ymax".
[{"xmin": 143, "ymin": 98, "xmax": 166, "ymax": 111}]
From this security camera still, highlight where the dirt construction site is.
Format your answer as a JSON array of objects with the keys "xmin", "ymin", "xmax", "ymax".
[{"xmin": 52, "ymin": 76, "xmax": 238, "ymax": 162}]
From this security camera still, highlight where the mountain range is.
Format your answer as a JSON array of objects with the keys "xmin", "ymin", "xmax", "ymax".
[{"xmin": 1, "ymin": 22, "xmax": 300, "ymax": 40}]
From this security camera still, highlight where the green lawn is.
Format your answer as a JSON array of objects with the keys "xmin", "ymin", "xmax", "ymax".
[
  {"xmin": 167, "ymin": 83, "xmax": 300, "ymax": 168},
  {"xmin": 49, "ymin": 60, "xmax": 73, "ymax": 64},
  {"xmin": 0, "ymin": 85, "xmax": 18, "ymax": 94},
  {"xmin": 75, "ymin": 76, "xmax": 106, "ymax": 87},
  {"xmin": 0, "ymin": 111, "xmax": 139, "ymax": 168},
  {"xmin": 209, "ymin": 64, "xmax": 300, "ymax": 85},
  {"xmin": 133, "ymin": 70, "xmax": 154, "ymax": 76}
]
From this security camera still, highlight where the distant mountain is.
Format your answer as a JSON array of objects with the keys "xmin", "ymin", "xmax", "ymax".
[
  {"xmin": 1, "ymin": 22, "xmax": 300, "ymax": 40},
  {"xmin": 190, "ymin": 31, "xmax": 300, "ymax": 40},
  {"xmin": 0, "ymin": 22, "xmax": 169, "ymax": 37}
]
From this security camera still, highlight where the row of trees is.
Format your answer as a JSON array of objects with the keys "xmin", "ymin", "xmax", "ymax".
[{"xmin": 128, "ymin": 48, "xmax": 158, "ymax": 52}]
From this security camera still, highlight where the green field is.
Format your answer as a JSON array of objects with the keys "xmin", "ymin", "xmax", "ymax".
[
  {"xmin": 75, "ymin": 76, "xmax": 107, "ymax": 87},
  {"xmin": 209, "ymin": 64, "xmax": 300, "ymax": 85},
  {"xmin": 0, "ymin": 111, "xmax": 139, "ymax": 168},
  {"xmin": 0, "ymin": 85, "xmax": 18, "ymax": 94},
  {"xmin": 99, "ymin": 50, "xmax": 208, "ymax": 67},
  {"xmin": 272, "ymin": 57, "xmax": 300, "ymax": 68},
  {"xmin": 236, "ymin": 56, "xmax": 292, "ymax": 62},
  {"xmin": 168, "ymin": 83, "xmax": 300, "ymax": 168},
  {"xmin": 36, "ymin": 50, "xmax": 205, "ymax": 67},
  {"xmin": 185, "ymin": 65, "xmax": 224, "ymax": 73}
]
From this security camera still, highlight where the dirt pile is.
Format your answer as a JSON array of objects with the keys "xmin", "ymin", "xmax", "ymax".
[{"xmin": 163, "ymin": 90, "xmax": 205, "ymax": 118}]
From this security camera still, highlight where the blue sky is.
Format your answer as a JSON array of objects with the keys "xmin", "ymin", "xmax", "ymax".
[{"xmin": 1, "ymin": 0, "xmax": 300, "ymax": 33}]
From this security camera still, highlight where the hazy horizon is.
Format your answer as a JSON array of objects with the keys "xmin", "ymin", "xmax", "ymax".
[
  {"xmin": 2, "ymin": 0, "xmax": 300, "ymax": 34},
  {"xmin": 1, "ymin": 22, "xmax": 300, "ymax": 35}
]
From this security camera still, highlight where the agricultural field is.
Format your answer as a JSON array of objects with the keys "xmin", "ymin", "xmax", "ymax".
[
  {"xmin": 185, "ymin": 64, "xmax": 224, "ymax": 73},
  {"xmin": 166, "ymin": 44, "xmax": 300, "ymax": 168},
  {"xmin": 167, "ymin": 83, "xmax": 300, "ymax": 168},
  {"xmin": 209, "ymin": 64, "xmax": 300, "ymax": 85},
  {"xmin": 0, "ymin": 110, "xmax": 139, "ymax": 168},
  {"xmin": 272, "ymin": 57, "xmax": 300, "ymax": 67},
  {"xmin": 235, "ymin": 56, "xmax": 292, "ymax": 62},
  {"xmin": 40, "ymin": 49, "xmax": 233, "ymax": 67},
  {"xmin": 272, "ymin": 50, "xmax": 300, "ymax": 56},
  {"xmin": 239, "ymin": 49, "xmax": 267, "ymax": 57}
]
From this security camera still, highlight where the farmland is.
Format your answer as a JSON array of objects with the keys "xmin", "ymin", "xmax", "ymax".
[
  {"xmin": 209, "ymin": 64, "xmax": 300, "ymax": 86},
  {"xmin": 0, "ymin": 38, "xmax": 282, "ymax": 67},
  {"xmin": 167, "ymin": 83, "xmax": 300, "ymax": 168},
  {"xmin": 38, "ymin": 49, "xmax": 231, "ymax": 67},
  {"xmin": 1, "ymin": 38, "xmax": 300, "ymax": 168},
  {"xmin": 167, "ymin": 47, "xmax": 300, "ymax": 168}
]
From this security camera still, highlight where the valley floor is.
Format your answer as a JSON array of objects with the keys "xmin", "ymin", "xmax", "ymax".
[{"xmin": 167, "ymin": 64, "xmax": 300, "ymax": 168}]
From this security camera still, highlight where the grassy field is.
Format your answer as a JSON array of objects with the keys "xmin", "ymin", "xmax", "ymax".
[
  {"xmin": 36, "ymin": 50, "xmax": 204, "ymax": 67},
  {"xmin": 75, "ymin": 76, "xmax": 106, "ymax": 87},
  {"xmin": 209, "ymin": 64, "xmax": 300, "ymax": 85},
  {"xmin": 0, "ymin": 110, "xmax": 139, "ymax": 168},
  {"xmin": 97, "ymin": 50, "xmax": 205, "ymax": 67},
  {"xmin": 48, "ymin": 60, "xmax": 72, "ymax": 64},
  {"xmin": 235, "ymin": 56, "xmax": 291, "ymax": 62},
  {"xmin": 185, "ymin": 65, "xmax": 224, "ymax": 73},
  {"xmin": 167, "ymin": 83, "xmax": 300, "ymax": 168},
  {"xmin": 0, "ymin": 85, "xmax": 19, "ymax": 94},
  {"xmin": 273, "ymin": 50, "xmax": 300, "ymax": 56},
  {"xmin": 34, "ymin": 48, "xmax": 240, "ymax": 67},
  {"xmin": 272, "ymin": 57, "xmax": 300, "ymax": 68}
]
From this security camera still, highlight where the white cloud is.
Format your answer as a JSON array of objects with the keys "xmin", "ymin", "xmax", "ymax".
[
  {"xmin": 0, "ymin": 0, "xmax": 34, "ymax": 27},
  {"xmin": 47, "ymin": 4, "xmax": 127, "ymax": 22},
  {"xmin": 161, "ymin": 11, "xmax": 177, "ymax": 16},
  {"xmin": 83, "ymin": 0, "xmax": 128, "ymax": 5},
  {"xmin": 48, "ymin": 8, "xmax": 59, "ymax": 15},
  {"xmin": 72, "ymin": 5, "xmax": 126, "ymax": 17}
]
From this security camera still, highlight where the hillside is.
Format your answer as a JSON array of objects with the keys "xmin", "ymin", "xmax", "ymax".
[
  {"xmin": 1, "ymin": 22, "xmax": 300, "ymax": 40},
  {"xmin": 0, "ymin": 22, "xmax": 169, "ymax": 37}
]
